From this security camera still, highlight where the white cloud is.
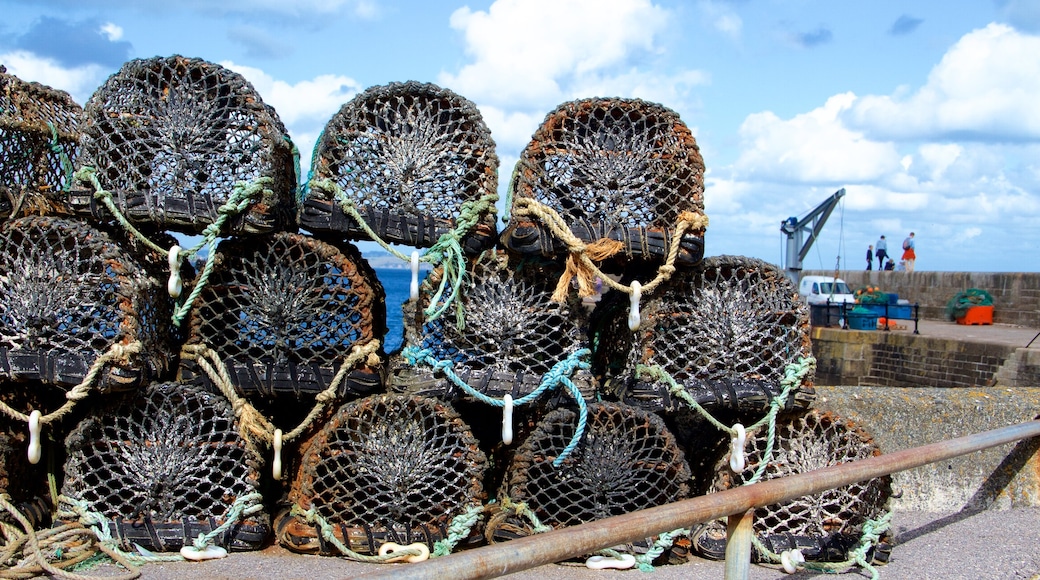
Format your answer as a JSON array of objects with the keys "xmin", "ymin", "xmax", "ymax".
[
  {"xmin": 845, "ymin": 24, "xmax": 1040, "ymax": 141},
  {"xmin": 731, "ymin": 92, "xmax": 903, "ymax": 184},
  {"xmin": 99, "ymin": 22, "xmax": 123, "ymax": 41},
  {"xmin": 475, "ymin": 106, "xmax": 547, "ymax": 156},
  {"xmin": 220, "ymin": 62, "xmax": 363, "ymax": 175},
  {"xmin": 963, "ymin": 226, "xmax": 982, "ymax": 240},
  {"xmin": 0, "ymin": 51, "xmax": 106, "ymax": 105},
  {"xmin": 439, "ymin": 0, "xmax": 701, "ymax": 110},
  {"xmin": 220, "ymin": 62, "xmax": 360, "ymax": 127},
  {"xmin": 698, "ymin": 0, "xmax": 742, "ymax": 40}
]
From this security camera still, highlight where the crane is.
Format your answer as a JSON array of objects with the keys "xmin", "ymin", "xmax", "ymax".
[{"xmin": 780, "ymin": 188, "xmax": 845, "ymax": 283}]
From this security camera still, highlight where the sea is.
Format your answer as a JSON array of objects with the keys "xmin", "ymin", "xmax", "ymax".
[{"xmin": 373, "ymin": 267, "xmax": 417, "ymax": 353}]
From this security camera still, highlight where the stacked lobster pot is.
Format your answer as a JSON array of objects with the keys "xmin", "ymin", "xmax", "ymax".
[
  {"xmin": 467, "ymin": 98, "xmax": 708, "ymax": 566},
  {"xmin": 275, "ymin": 82, "xmax": 497, "ymax": 560},
  {"xmin": 0, "ymin": 67, "xmax": 102, "ymax": 535},
  {"xmin": 26, "ymin": 55, "xmax": 303, "ymax": 557}
]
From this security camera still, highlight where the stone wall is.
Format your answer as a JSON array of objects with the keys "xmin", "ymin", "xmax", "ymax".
[
  {"xmin": 811, "ymin": 327, "xmax": 1040, "ymax": 389},
  {"xmin": 803, "ymin": 270, "xmax": 1040, "ymax": 327}
]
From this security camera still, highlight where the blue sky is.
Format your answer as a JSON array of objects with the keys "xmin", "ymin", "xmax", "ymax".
[{"xmin": 3, "ymin": 0, "xmax": 1039, "ymax": 273}]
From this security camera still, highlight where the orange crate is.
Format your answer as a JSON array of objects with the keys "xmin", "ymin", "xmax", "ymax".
[{"xmin": 957, "ymin": 305, "xmax": 993, "ymax": 325}]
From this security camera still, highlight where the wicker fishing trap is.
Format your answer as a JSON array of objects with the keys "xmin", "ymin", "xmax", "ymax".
[
  {"xmin": 302, "ymin": 81, "xmax": 498, "ymax": 254},
  {"xmin": 503, "ymin": 97, "xmax": 706, "ymax": 269},
  {"xmin": 0, "ymin": 66, "xmax": 82, "ymax": 220},
  {"xmin": 604, "ymin": 255, "xmax": 816, "ymax": 417},
  {"xmin": 487, "ymin": 402, "xmax": 692, "ymax": 561},
  {"xmin": 70, "ymin": 55, "xmax": 297, "ymax": 234},
  {"xmin": 276, "ymin": 393, "xmax": 486, "ymax": 556},
  {"xmin": 692, "ymin": 409, "xmax": 892, "ymax": 564},
  {"xmin": 390, "ymin": 250, "xmax": 597, "ymax": 403},
  {"xmin": 0, "ymin": 215, "xmax": 175, "ymax": 390},
  {"xmin": 178, "ymin": 231, "xmax": 385, "ymax": 401},
  {"xmin": 59, "ymin": 380, "xmax": 269, "ymax": 552}
]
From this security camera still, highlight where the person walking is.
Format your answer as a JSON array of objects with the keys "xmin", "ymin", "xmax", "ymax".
[
  {"xmin": 875, "ymin": 235, "xmax": 888, "ymax": 269},
  {"xmin": 866, "ymin": 245, "xmax": 873, "ymax": 270},
  {"xmin": 901, "ymin": 232, "xmax": 916, "ymax": 273}
]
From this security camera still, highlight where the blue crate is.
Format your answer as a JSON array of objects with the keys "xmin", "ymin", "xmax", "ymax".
[
  {"xmin": 856, "ymin": 303, "xmax": 914, "ymax": 319},
  {"xmin": 846, "ymin": 313, "xmax": 878, "ymax": 330}
]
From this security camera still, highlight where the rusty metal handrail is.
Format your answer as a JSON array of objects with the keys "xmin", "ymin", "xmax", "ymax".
[{"xmin": 360, "ymin": 419, "xmax": 1040, "ymax": 580}]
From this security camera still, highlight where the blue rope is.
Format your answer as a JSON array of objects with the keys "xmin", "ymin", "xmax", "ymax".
[{"xmin": 403, "ymin": 346, "xmax": 591, "ymax": 466}]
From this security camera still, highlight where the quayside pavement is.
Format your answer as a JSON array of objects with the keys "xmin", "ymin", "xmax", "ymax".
[{"xmin": 94, "ymin": 507, "xmax": 1040, "ymax": 579}]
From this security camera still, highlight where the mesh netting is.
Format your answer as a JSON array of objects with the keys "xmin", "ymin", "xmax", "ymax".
[
  {"xmin": 278, "ymin": 393, "xmax": 486, "ymax": 555},
  {"xmin": 504, "ymin": 97, "xmax": 705, "ymax": 266},
  {"xmin": 72, "ymin": 55, "xmax": 297, "ymax": 234},
  {"xmin": 605, "ymin": 255, "xmax": 815, "ymax": 416},
  {"xmin": 0, "ymin": 67, "xmax": 81, "ymax": 220},
  {"xmin": 693, "ymin": 410, "xmax": 892, "ymax": 563},
  {"xmin": 179, "ymin": 232, "xmax": 385, "ymax": 398},
  {"xmin": 60, "ymin": 381, "xmax": 269, "ymax": 552},
  {"xmin": 492, "ymin": 402, "xmax": 691, "ymax": 537},
  {"xmin": 302, "ymin": 81, "xmax": 498, "ymax": 252},
  {"xmin": 390, "ymin": 251, "xmax": 596, "ymax": 401},
  {"xmin": 0, "ymin": 216, "xmax": 174, "ymax": 389}
]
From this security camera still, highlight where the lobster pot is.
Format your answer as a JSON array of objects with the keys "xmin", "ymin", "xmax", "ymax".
[
  {"xmin": 276, "ymin": 394, "xmax": 486, "ymax": 555},
  {"xmin": 60, "ymin": 381, "xmax": 269, "ymax": 552},
  {"xmin": 693, "ymin": 410, "xmax": 892, "ymax": 563},
  {"xmin": 0, "ymin": 67, "xmax": 82, "ymax": 220},
  {"xmin": 389, "ymin": 251, "xmax": 596, "ymax": 401},
  {"xmin": 72, "ymin": 55, "xmax": 297, "ymax": 234},
  {"xmin": 503, "ymin": 97, "xmax": 705, "ymax": 267},
  {"xmin": 301, "ymin": 81, "xmax": 498, "ymax": 253},
  {"xmin": 0, "ymin": 216, "xmax": 174, "ymax": 389},
  {"xmin": 608, "ymin": 256, "xmax": 816, "ymax": 417},
  {"xmin": 179, "ymin": 232, "xmax": 385, "ymax": 400},
  {"xmin": 488, "ymin": 403, "xmax": 691, "ymax": 552}
]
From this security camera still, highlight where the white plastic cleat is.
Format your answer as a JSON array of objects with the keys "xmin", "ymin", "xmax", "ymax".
[
  {"xmin": 379, "ymin": 541, "xmax": 430, "ymax": 563},
  {"xmin": 180, "ymin": 544, "xmax": 228, "ymax": 561},
  {"xmin": 781, "ymin": 549, "xmax": 805, "ymax": 573},
  {"xmin": 729, "ymin": 423, "xmax": 747, "ymax": 472},
  {"xmin": 27, "ymin": 410, "xmax": 42, "ymax": 464},
  {"xmin": 585, "ymin": 554, "xmax": 637, "ymax": 570},
  {"xmin": 272, "ymin": 428, "xmax": 283, "ymax": 480},
  {"xmin": 501, "ymin": 394, "xmax": 514, "ymax": 445},
  {"xmin": 168, "ymin": 245, "xmax": 183, "ymax": 298},
  {"xmin": 410, "ymin": 251, "xmax": 420, "ymax": 301},
  {"xmin": 628, "ymin": 281, "xmax": 642, "ymax": 331}
]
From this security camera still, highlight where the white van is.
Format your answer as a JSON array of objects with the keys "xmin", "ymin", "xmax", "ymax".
[{"xmin": 798, "ymin": 275, "xmax": 856, "ymax": 305}]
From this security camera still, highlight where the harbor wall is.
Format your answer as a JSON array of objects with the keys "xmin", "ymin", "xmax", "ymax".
[{"xmin": 804, "ymin": 270, "xmax": 1040, "ymax": 327}]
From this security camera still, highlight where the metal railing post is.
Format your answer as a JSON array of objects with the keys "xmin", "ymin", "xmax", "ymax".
[{"xmin": 724, "ymin": 510, "xmax": 753, "ymax": 580}]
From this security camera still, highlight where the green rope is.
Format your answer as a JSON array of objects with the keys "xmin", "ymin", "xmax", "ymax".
[
  {"xmin": 597, "ymin": 527, "xmax": 688, "ymax": 573},
  {"xmin": 431, "ymin": 503, "xmax": 484, "ymax": 557},
  {"xmin": 74, "ymin": 166, "xmax": 270, "ymax": 326},
  {"xmin": 285, "ymin": 135, "xmax": 303, "ymax": 205},
  {"xmin": 308, "ymin": 177, "xmax": 497, "ymax": 328},
  {"xmin": 635, "ymin": 355, "xmax": 816, "ymax": 484},
  {"xmin": 752, "ymin": 512, "xmax": 892, "ymax": 578},
  {"xmin": 500, "ymin": 162, "xmax": 521, "ymax": 225},
  {"xmin": 288, "ymin": 504, "xmax": 421, "ymax": 563},
  {"xmin": 46, "ymin": 121, "xmax": 75, "ymax": 191},
  {"xmin": 190, "ymin": 492, "xmax": 265, "ymax": 552},
  {"xmin": 56, "ymin": 496, "xmax": 182, "ymax": 565}
]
